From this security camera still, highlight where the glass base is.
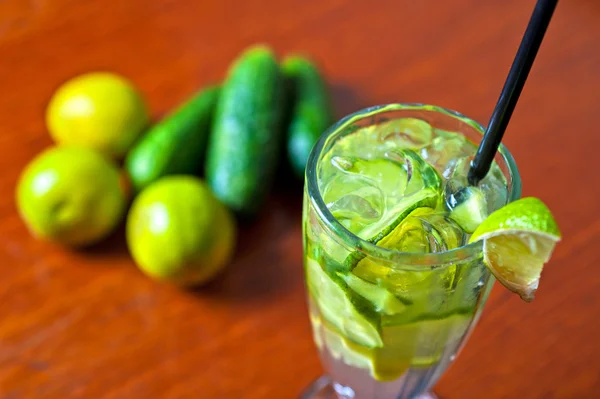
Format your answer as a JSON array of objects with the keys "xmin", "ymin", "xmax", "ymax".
[{"xmin": 300, "ymin": 376, "xmax": 438, "ymax": 399}]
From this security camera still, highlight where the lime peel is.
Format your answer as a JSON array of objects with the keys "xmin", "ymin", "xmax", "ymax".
[{"xmin": 469, "ymin": 197, "xmax": 561, "ymax": 302}]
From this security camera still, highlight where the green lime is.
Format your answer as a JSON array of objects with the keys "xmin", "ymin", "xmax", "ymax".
[
  {"xmin": 46, "ymin": 72, "xmax": 149, "ymax": 159},
  {"xmin": 16, "ymin": 146, "xmax": 127, "ymax": 247},
  {"xmin": 126, "ymin": 176, "xmax": 236, "ymax": 286},
  {"xmin": 469, "ymin": 197, "xmax": 561, "ymax": 302}
]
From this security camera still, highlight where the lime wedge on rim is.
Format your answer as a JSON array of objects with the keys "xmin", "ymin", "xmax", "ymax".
[{"xmin": 469, "ymin": 197, "xmax": 561, "ymax": 302}]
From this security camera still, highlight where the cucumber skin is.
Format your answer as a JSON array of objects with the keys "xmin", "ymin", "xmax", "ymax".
[
  {"xmin": 125, "ymin": 86, "xmax": 220, "ymax": 194},
  {"xmin": 205, "ymin": 46, "xmax": 285, "ymax": 217},
  {"xmin": 282, "ymin": 56, "xmax": 333, "ymax": 179}
]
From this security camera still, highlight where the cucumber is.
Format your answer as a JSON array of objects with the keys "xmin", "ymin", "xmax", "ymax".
[
  {"xmin": 306, "ymin": 257, "xmax": 383, "ymax": 348},
  {"xmin": 341, "ymin": 273, "xmax": 408, "ymax": 315},
  {"xmin": 282, "ymin": 55, "xmax": 333, "ymax": 178},
  {"xmin": 205, "ymin": 45, "xmax": 284, "ymax": 216},
  {"xmin": 125, "ymin": 86, "xmax": 220, "ymax": 194}
]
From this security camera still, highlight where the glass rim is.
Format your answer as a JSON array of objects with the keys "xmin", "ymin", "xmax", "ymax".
[{"xmin": 306, "ymin": 103, "xmax": 522, "ymax": 268}]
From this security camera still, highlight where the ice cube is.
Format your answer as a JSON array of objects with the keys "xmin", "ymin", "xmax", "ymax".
[
  {"xmin": 350, "ymin": 156, "xmax": 408, "ymax": 201},
  {"xmin": 328, "ymin": 154, "xmax": 410, "ymax": 211},
  {"xmin": 390, "ymin": 149, "xmax": 441, "ymax": 199},
  {"xmin": 351, "ymin": 209, "xmax": 467, "ymax": 300},
  {"xmin": 378, "ymin": 118, "xmax": 433, "ymax": 150},
  {"xmin": 326, "ymin": 126, "xmax": 382, "ymax": 162},
  {"xmin": 421, "ymin": 133, "xmax": 476, "ymax": 179},
  {"xmin": 446, "ymin": 155, "xmax": 509, "ymax": 218},
  {"xmin": 479, "ymin": 164, "xmax": 509, "ymax": 213},
  {"xmin": 384, "ymin": 209, "xmax": 468, "ymax": 253},
  {"xmin": 329, "ymin": 193, "xmax": 381, "ymax": 227},
  {"xmin": 444, "ymin": 177, "xmax": 488, "ymax": 234},
  {"xmin": 322, "ymin": 173, "xmax": 384, "ymax": 234}
]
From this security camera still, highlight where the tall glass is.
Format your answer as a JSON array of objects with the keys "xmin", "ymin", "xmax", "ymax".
[{"xmin": 301, "ymin": 104, "xmax": 521, "ymax": 399}]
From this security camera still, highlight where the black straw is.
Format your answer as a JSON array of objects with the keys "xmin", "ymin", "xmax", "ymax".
[{"xmin": 468, "ymin": 0, "xmax": 558, "ymax": 186}]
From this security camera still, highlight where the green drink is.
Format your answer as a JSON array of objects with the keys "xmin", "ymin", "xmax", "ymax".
[{"xmin": 301, "ymin": 104, "xmax": 521, "ymax": 399}]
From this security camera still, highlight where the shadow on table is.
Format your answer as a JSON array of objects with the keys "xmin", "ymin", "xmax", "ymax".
[
  {"xmin": 83, "ymin": 83, "xmax": 365, "ymax": 302},
  {"xmin": 329, "ymin": 81, "xmax": 365, "ymax": 119},
  {"xmin": 195, "ymin": 191, "xmax": 303, "ymax": 303},
  {"xmin": 81, "ymin": 219, "xmax": 130, "ymax": 259}
]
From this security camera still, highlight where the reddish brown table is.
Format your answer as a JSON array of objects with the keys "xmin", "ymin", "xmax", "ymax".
[{"xmin": 1, "ymin": 0, "xmax": 599, "ymax": 397}]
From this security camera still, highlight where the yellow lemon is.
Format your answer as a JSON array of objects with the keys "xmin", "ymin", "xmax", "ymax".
[{"xmin": 46, "ymin": 72, "xmax": 149, "ymax": 159}]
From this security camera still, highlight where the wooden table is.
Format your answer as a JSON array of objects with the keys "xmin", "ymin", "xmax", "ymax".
[{"xmin": 1, "ymin": 0, "xmax": 598, "ymax": 397}]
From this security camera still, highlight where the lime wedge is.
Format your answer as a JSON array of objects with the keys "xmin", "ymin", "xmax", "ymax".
[{"xmin": 469, "ymin": 197, "xmax": 561, "ymax": 302}]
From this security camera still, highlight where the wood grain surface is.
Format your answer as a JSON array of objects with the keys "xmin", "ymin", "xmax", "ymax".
[{"xmin": 1, "ymin": 0, "xmax": 599, "ymax": 398}]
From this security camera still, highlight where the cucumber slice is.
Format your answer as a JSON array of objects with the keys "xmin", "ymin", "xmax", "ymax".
[
  {"xmin": 320, "ymin": 312, "xmax": 471, "ymax": 382},
  {"xmin": 306, "ymin": 258, "xmax": 383, "ymax": 348},
  {"xmin": 322, "ymin": 321, "xmax": 379, "ymax": 371},
  {"xmin": 341, "ymin": 273, "xmax": 407, "ymax": 315}
]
